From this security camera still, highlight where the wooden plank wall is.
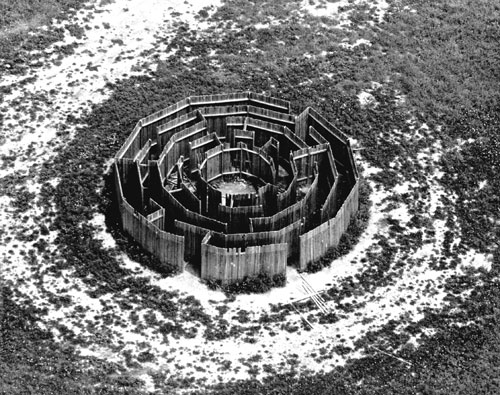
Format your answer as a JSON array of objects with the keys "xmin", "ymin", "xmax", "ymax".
[
  {"xmin": 189, "ymin": 133, "xmax": 220, "ymax": 171},
  {"xmin": 175, "ymin": 220, "xmax": 211, "ymax": 264},
  {"xmin": 189, "ymin": 92, "xmax": 290, "ymax": 114},
  {"xmin": 195, "ymin": 103, "xmax": 294, "ymax": 135},
  {"xmin": 320, "ymin": 175, "xmax": 340, "ymax": 222},
  {"xmin": 174, "ymin": 185, "xmax": 201, "ymax": 213},
  {"xmin": 162, "ymin": 187, "xmax": 227, "ymax": 232},
  {"xmin": 226, "ymin": 116, "xmax": 247, "ymax": 145},
  {"xmin": 201, "ymin": 145, "xmax": 275, "ymax": 185},
  {"xmin": 218, "ymin": 204, "xmax": 264, "ymax": 233},
  {"xmin": 292, "ymin": 144, "xmax": 328, "ymax": 185},
  {"xmin": 307, "ymin": 107, "xmax": 358, "ymax": 185},
  {"xmin": 248, "ymin": 91, "xmax": 290, "ymax": 113},
  {"xmin": 276, "ymin": 158, "xmax": 298, "ymax": 211},
  {"xmin": 140, "ymin": 98, "xmax": 191, "ymax": 139},
  {"xmin": 210, "ymin": 219, "xmax": 302, "ymax": 263},
  {"xmin": 121, "ymin": 199, "xmax": 185, "ymax": 271},
  {"xmin": 147, "ymin": 208, "xmax": 165, "ymax": 231},
  {"xmin": 248, "ymin": 105, "xmax": 295, "ymax": 130},
  {"xmin": 202, "ymin": 144, "xmax": 224, "ymax": 181},
  {"xmin": 157, "ymin": 140, "xmax": 177, "ymax": 183},
  {"xmin": 206, "ymin": 183, "xmax": 222, "ymax": 217},
  {"xmin": 191, "ymin": 170, "xmax": 216, "ymax": 215},
  {"xmin": 227, "ymin": 192, "xmax": 258, "ymax": 207},
  {"xmin": 258, "ymin": 137, "xmax": 279, "ymax": 172},
  {"xmin": 234, "ymin": 129, "xmax": 254, "ymax": 150},
  {"xmin": 156, "ymin": 119, "xmax": 207, "ymax": 182},
  {"xmin": 251, "ymin": 171, "xmax": 320, "ymax": 232},
  {"xmin": 134, "ymin": 139, "xmax": 152, "ymax": 164},
  {"xmin": 257, "ymin": 183, "xmax": 279, "ymax": 215},
  {"xmin": 299, "ymin": 180, "xmax": 359, "ymax": 270},
  {"xmin": 307, "ymin": 125, "xmax": 328, "ymax": 145},
  {"xmin": 245, "ymin": 118, "xmax": 307, "ymax": 158},
  {"xmin": 117, "ymin": 158, "xmax": 144, "ymax": 210},
  {"xmin": 198, "ymin": 105, "xmax": 249, "ymax": 136},
  {"xmin": 294, "ymin": 107, "xmax": 310, "ymax": 141},
  {"xmin": 189, "ymin": 92, "xmax": 250, "ymax": 107},
  {"xmin": 117, "ymin": 98, "xmax": 192, "ymax": 160},
  {"xmin": 157, "ymin": 112, "xmax": 205, "ymax": 152},
  {"xmin": 245, "ymin": 147, "xmax": 275, "ymax": 184},
  {"xmin": 170, "ymin": 120, "xmax": 208, "ymax": 160},
  {"xmin": 116, "ymin": 94, "xmax": 293, "ymax": 162},
  {"xmin": 114, "ymin": 161, "xmax": 125, "ymax": 206},
  {"xmin": 116, "ymin": 121, "xmax": 143, "ymax": 159},
  {"xmin": 200, "ymin": 240, "xmax": 288, "ymax": 284},
  {"xmin": 317, "ymin": 144, "xmax": 340, "ymax": 221}
]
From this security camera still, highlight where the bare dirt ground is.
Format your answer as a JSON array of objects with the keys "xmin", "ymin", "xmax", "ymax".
[
  {"xmin": 210, "ymin": 177, "xmax": 258, "ymax": 196},
  {"xmin": 0, "ymin": 0, "xmax": 493, "ymax": 393}
]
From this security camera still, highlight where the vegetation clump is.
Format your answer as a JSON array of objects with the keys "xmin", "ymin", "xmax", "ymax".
[{"xmin": 206, "ymin": 273, "xmax": 287, "ymax": 295}]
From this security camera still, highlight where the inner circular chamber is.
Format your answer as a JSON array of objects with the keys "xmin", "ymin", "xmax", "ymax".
[{"xmin": 210, "ymin": 175, "xmax": 259, "ymax": 198}]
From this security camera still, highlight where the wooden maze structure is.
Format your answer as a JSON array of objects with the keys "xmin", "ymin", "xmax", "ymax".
[{"xmin": 114, "ymin": 92, "xmax": 359, "ymax": 284}]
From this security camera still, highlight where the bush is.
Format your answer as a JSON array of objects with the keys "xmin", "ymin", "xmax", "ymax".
[{"xmin": 206, "ymin": 273, "xmax": 286, "ymax": 294}]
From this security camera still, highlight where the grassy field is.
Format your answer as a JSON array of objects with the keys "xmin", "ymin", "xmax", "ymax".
[{"xmin": 1, "ymin": 0, "xmax": 500, "ymax": 393}]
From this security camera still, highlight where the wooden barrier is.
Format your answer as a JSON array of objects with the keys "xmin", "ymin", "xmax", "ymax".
[
  {"xmin": 201, "ymin": 235, "xmax": 287, "ymax": 284},
  {"xmin": 299, "ymin": 180, "xmax": 359, "ymax": 270},
  {"xmin": 116, "ymin": 158, "xmax": 144, "ymax": 210},
  {"xmin": 147, "ymin": 205, "xmax": 165, "ymax": 231},
  {"xmin": 156, "ymin": 120, "xmax": 207, "ymax": 183},
  {"xmin": 258, "ymin": 136, "xmax": 279, "ymax": 172},
  {"xmin": 218, "ymin": 204, "xmax": 264, "ymax": 233},
  {"xmin": 201, "ymin": 145, "xmax": 275, "ymax": 185},
  {"xmin": 116, "ymin": 121, "xmax": 143, "ymax": 159},
  {"xmin": 226, "ymin": 116, "xmax": 247, "ymax": 145},
  {"xmin": 257, "ymin": 183, "xmax": 279, "ymax": 215},
  {"xmin": 277, "ymin": 157, "xmax": 298, "ymax": 211},
  {"xmin": 245, "ymin": 117, "xmax": 307, "ymax": 157},
  {"xmin": 120, "ymin": 199, "xmax": 185, "ymax": 271},
  {"xmin": 251, "ymin": 171, "xmax": 320, "ymax": 232},
  {"xmin": 134, "ymin": 139, "xmax": 152, "ymax": 164},
  {"xmin": 162, "ymin": 186, "xmax": 227, "ymax": 233},
  {"xmin": 157, "ymin": 111, "xmax": 205, "ymax": 151},
  {"xmin": 234, "ymin": 129, "xmax": 254, "ymax": 150},
  {"xmin": 175, "ymin": 220, "xmax": 210, "ymax": 264},
  {"xmin": 307, "ymin": 125, "xmax": 328, "ymax": 146},
  {"xmin": 209, "ymin": 219, "xmax": 302, "ymax": 263},
  {"xmin": 226, "ymin": 191, "xmax": 258, "ymax": 207},
  {"xmin": 189, "ymin": 92, "xmax": 251, "ymax": 107},
  {"xmin": 306, "ymin": 107, "xmax": 359, "ymax": 185},
  {"xmin": 189, "ymin": 92, "xmax": 290, "ymax": 113},
  {"xmin": 117, "ymin": 99, "xmax": 193, "ymax": 160},
  {"xmin": 189, "ymin": 133, "xmax": 221, "ymax": 171},
  {"xmin": 295, "ymin": 107, "xmax": 309, "ymax": 141},
  {"xmin": 176, "ymin": 185, "xmax": 201, "ymax": 213},
  {"xmin": 292, "ymin": 144, "xmax": 328, "ymax": 186},
  {"xmin": 248, "ymin": 91, "xmax": 290, "ymax": 113},
  {"xmin": 140, "ymin": 98, "xmax": 191, "ymax": 141},
  {"xmin": 248, "ymin": 105, "xmax": 295, "ymax": 130}
]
